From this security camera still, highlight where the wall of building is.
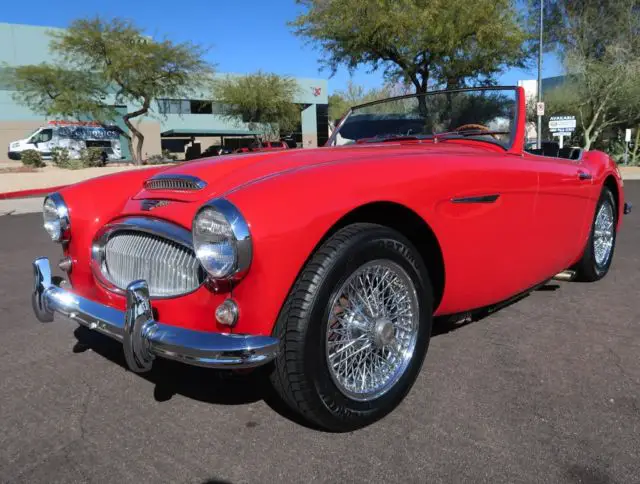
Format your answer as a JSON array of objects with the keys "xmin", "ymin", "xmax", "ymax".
[{"xmin": 135, "ymin": 120, "xmax": 163, "ymax": 157}]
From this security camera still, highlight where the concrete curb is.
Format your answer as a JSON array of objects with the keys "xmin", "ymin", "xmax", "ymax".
[{"xmin": 0, "ymin": 164, "xmax": 163, "ymax": 200}]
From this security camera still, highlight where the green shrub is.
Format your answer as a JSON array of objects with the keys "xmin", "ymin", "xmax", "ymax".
[
  {"xmin": 162, "ymin": 149, "xmax": 178, "ymax": 161},
  {"xmin": 20, "ymin": 149, "xmax": 45, "ymax": 168},
  {"xmin": 145, "ymin": 154, "xmax": 167, "ymax": 165},
  {"xmin": 51, "ymin": 147, "xmax": 71, "ymax": 168},
  {"xmin": 79, "ymin": 147, "xmax": 105, "ymax": 168}
]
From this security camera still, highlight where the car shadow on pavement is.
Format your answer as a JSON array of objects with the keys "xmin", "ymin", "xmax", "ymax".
[
  {"xmin": 71, "ymin": 282, "xmax": 561, "ymax": 430},
  {"xmin": 431, "ymin": 282, "xmax": 560, "ymax": 336},
  {"xmin": 71, "ymin": 325, "xmax": 325, "ymax": 430}
]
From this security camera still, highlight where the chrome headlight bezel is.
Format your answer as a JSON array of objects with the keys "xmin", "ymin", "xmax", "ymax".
[
  {"xmin": 43, "ymin": 193, "xmax": 70, "ymax": 243},
  {"xmin": 192, "ymin": 198, "xmax": 252, "ymax": 281}
]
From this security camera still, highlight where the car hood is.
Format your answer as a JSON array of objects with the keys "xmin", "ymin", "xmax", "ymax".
[{"xmin": 132, "ymin": 142, "xmax": 498, "ymax": 202}]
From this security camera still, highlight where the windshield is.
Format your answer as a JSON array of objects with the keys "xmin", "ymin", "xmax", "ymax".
[{"xmin": 328, "ymin": 87, "xmax": 518, "ymax": 149}]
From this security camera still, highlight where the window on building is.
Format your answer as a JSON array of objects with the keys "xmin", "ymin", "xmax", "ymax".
[
  {"xmin": 316, "ymin": 104, "xmax": 329, "ymax": 146},
  {"xmin": 157, "ymin": 99, "xmax": 190, "ymax": 115},
  {"xmin": 190, "ymin": 100, "xmax": 213, "ymax": 114},
  {"xmin": 157, "ymin": 98, "xmax": 223, "ymax": 115},
  {"xmin": 212, "ymin": 102, "xmax": 232, "ymax": 115}
]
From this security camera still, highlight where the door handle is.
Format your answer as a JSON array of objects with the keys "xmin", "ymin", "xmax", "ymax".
[{"xmin": 577, "ymin": 171, "xmax": 592, "ymax": 180}]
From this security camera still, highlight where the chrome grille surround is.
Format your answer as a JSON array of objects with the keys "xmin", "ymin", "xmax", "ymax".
[
  {"xmin": 144, "ymin": 174, "xmax": 207, "ymax": 191},
  {"xmin": 91, "ymin": 217, "xmax": 206, "ymax": 298}
]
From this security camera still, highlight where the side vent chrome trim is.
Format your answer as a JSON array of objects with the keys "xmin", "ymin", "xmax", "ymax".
[
  {"xmin": 451, "ymin": 194, "xmax": 500, "ymax": 204},
  {"xmin": 144, "ymin": 174, "xmax": 207, "ymax": 191}
]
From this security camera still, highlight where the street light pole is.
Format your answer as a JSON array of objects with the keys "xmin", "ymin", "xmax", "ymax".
[{"xmin": 537, "ymin": 0, "xmax": 544, "ymax": 149}]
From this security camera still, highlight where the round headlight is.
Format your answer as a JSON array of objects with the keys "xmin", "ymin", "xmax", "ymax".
[
  {"xmin": 43, "ymin": 193, "xmax": 70, "ymax": 242},
  {"xmin": 192, "ymin": 199, "xmax": 252, "ymax": 280}
]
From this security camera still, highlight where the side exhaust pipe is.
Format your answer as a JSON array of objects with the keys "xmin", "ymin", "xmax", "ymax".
[{"xmin": 553, "ymin": 270, "xmax": 576, "ymax": 281}]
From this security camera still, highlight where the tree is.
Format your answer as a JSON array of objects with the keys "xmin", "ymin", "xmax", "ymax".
[
  {"xmin": 212, "ymin": 72, "xmax": 301, "ymax": 141},
  {"xmin": 9, "ymin": 17, "xmax": 212, "ymax": 163},
  {"xmin": 529, "ymin": 0, "xmax": 640, "ymax": 150},
  {"xmin": 291, "ymin": 0, "xmax": 530, "ymax": 109},
  {"xmin": 8, "ymin": 65, "xmax": 110, "ymax": 120},
  {"xmin": 568, "ymin": 49, "xmax": 640, "ymax": 150}
]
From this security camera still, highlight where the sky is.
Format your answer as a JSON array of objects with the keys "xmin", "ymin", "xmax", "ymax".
[{"xmin": 0, "ymin": 0, "xmax": 563, "ymax": 94}]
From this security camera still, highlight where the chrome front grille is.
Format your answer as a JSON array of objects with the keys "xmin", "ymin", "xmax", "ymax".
[
  {"xmin": 144, "ymin": 174, "xmax": 206, "ymax": 191},
  {"xmin": 101, "ymin": 230, "xmax": 205, "ymax": 297}
]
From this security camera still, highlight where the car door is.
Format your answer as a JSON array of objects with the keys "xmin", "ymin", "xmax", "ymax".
[
  {"xmin": 23, "ymin": 128, "xmax": 42, "ymax": 151},
  {"xmin": 29, "ymin": 128, "xmax": 54, "ymax": 157},
  {"xmin": 529, "ymin": 152, "xmax": 593, "ymax": 276},
  {"xmin": 432, "ymin": 151, "xmax": 542, "ymax": 313}
]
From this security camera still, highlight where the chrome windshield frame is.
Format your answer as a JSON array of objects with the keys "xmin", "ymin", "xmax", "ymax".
[{"xmin": 326, "ymin": 86, "xmax": 520, "ymax": 151}]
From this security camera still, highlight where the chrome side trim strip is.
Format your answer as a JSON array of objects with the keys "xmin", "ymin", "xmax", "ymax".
[
  {"xmin": 32, "ymin": 257, "xmax": 279, "ymax": 372},
  {"xmin": 451, "ymin": 194, "xmax": 500, "ymax": 204}
]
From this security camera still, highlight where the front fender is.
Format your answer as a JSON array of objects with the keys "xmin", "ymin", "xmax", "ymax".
[
  {"xmin": 224, "ymin": 159, "xmax": 442, "ymax": 336},
  {"xmin": 58, "ymin": 166, "xmax": 165, "ymax": 295}
]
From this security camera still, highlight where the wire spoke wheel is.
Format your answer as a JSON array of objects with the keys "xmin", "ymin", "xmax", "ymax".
[
  {"xmin": 593, "ymin": 200, "xmax": 614, "ymax": 267},
  {"xmin": 326, "ymin": 259, "xmax": 419, "ymax": 401}
]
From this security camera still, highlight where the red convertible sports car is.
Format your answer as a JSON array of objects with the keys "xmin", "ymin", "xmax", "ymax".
[{"xmin": 32, "ymin": 86, "xmax": 631, "ymax": 431}]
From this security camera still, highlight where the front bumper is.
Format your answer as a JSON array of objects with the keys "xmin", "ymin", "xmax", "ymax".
[{"xmin": 32, "ymin": 257, "xmax": 279, "ymax": 373}]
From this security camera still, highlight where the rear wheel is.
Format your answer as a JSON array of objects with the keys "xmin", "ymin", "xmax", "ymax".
[
  {"xmin": 269, "ymin": 223, "xmax": 433, "ymax": 431},
  {"xmin": 574, "ymin": 187, "xmax": 617, "ymax": 282}
]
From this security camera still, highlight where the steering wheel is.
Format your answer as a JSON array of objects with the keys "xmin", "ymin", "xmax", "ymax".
[{"xmin": 453, "ymin": 123, "xmax": 497, "ymax": 139}]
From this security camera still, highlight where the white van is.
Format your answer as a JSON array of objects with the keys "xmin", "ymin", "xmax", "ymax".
[{"xmin": 8, "ymin": 121, "xmax": 123, "ymax": 163}]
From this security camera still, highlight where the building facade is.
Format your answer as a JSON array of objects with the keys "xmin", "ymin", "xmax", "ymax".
[{"xmin": 0, "ymin": 22, "xmax": 329, "ymax": 160}]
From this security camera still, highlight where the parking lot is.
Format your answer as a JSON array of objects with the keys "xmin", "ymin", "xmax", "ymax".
[{"xmin": 0, "ymin": 183, "xmax": 638, "ymax": 484}]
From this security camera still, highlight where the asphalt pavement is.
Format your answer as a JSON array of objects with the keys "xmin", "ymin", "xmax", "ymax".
[{"xmin": 1, "ymin": 183, "xmax": 639, "ymax": 484}]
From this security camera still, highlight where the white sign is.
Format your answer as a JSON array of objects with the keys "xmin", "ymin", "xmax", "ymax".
[
  {"xmin": 625, "ymin": 128, "xmax": 632, "ymax": 142},
  {"xmin": 549, "ymin": 115, "xmax": 576, "ymax": 131},
  {"xmin": 536, "ymin": 102, "xmax": 545, "ymax": 116}
]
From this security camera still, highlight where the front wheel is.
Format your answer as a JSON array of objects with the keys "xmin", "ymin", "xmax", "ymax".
[
  {"xmin": 269, "ymin": 223, "xmax": 433, "ymax": 431},
  {"xmin": 573, "ymin": 187, "xmax": 617, "ymax": 282}
]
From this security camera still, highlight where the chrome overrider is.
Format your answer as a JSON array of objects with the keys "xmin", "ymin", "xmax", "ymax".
[{"xmin": 32, "ymin": 257, "xmax": 279, "ymax": 373}]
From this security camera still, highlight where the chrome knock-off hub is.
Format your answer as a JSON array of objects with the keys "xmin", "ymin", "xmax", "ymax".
[{"xmin": 373, "ymin": 318, "xmax": 395, "ymax": 347}]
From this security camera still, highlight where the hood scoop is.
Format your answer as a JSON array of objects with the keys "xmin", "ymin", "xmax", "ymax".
[{"xmin": 143, "ymin": 173, "xmax": 207, "ymax": 192}]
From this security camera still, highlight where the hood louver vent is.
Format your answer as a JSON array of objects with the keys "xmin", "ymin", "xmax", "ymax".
[{"xmin": 144, "ymin": 174, "xmax": 206, "ymax": 191}]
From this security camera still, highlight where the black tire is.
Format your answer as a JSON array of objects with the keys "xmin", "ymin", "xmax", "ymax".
[
  {"xmin": 269, "ymin": 223, "xmax": 433, "ymax": 432},
  {"xmin": 573, "ymin": 187, "xmax": 617, "ymax": 282}
]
